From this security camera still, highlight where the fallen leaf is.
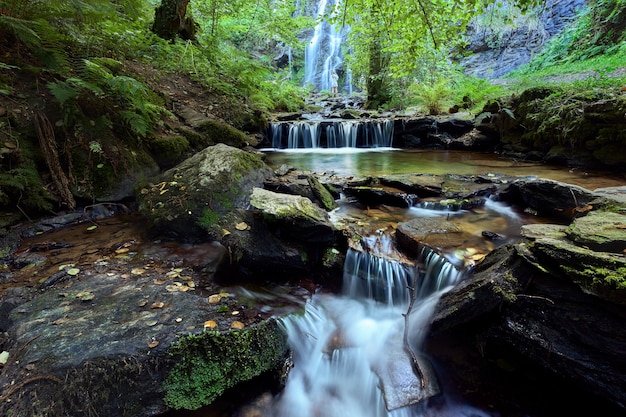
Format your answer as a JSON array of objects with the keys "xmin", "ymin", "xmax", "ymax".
[
  {"xmin": 218, "ymin": 291, "xmax": 230, "ymax": 298},
  {"xmin": 86, "ymin": 225, "xmax": 98, "ymax": 231},
  {"xmin": 151, "ymin": 302, "xmax": 165, "ymax": 309},
  {"xmin": 204, "ymin": 320, "xmax": 217, "ymax": 329},
  {"xmin": 115, "ymin": 247, "xmax": 130, "ymax": 254},
  {"xmin": 222, "ymin": 228, "xmax": 231, "ymax": 237},
  {"xmin": 231, "ymin": 321, "xmax": 245, "ymax": 329},
  {"xmin": 131, "ymin": 268, "xmax": 145, "ymax": 275},
  {"xmin": 67, "ymin": 268, "xmax": 80, "ymax": 276},
  {"xmin": 208, "ymin": 294, "xmax": 221, "ymax": 304},
  {"xmin": 145, "ymin": 319, "xmax": 158, "ymax": 327},
  {"xmin": 153, "ymin": 278, "xmax": 168, "ymax": 285},
  {"xmin": 137, "ymin": 300, "xmax": 148, "ymax": 307},
  {"xmin": 175, "ymin": 317, "xmax": 183, "ymax": 323},
  {"xmin": 0, "ymin": 351, "xmax": 9, "ymax": 366},
  {"xmin": 231, "ymin": 310, "xmax": 240, "ymax": 315},
  {"xmin": 148, "ymin": 340, "xmax": 159, "ymax": 348},
  {"xmin": 235, "ymin": 222, "xmax": 249, "ymax": 231},
  {"xmin": 76, "ymin": 291, "xmax": 94, "ymax": 301}
]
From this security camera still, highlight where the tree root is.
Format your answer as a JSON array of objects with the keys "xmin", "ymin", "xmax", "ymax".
[{"xmin": 0, "ymin": 375, "xmax": 63, "ymax": 402}]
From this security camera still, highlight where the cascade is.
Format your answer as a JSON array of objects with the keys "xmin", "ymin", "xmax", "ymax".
[
  {"xmin": 269, "ymin": 120, "xmax": 394, "ymax": 149},
  {"xmin": 304, "ymin": 0, "xmax": 347, "ymax": 92},
  {"xmin": 276, "ymin": 242, "xmax": 468, "ymax": 417}
]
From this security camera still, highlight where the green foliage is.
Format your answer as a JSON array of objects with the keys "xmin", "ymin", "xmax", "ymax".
[
  {"xmin": 48, "ymin": 59, "xmax": 169, "ymax": 138},
  {"xmin": 512, "ymin": 0, "xmax": 626, "ymax": 77}
]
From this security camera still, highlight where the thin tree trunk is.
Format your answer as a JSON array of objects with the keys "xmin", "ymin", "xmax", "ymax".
[{"xmin": 34, "ymin": 113, "xmax": 76, "ymax": 211}]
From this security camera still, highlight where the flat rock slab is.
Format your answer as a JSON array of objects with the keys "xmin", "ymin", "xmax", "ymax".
[
  {"xmin": 1, "ymin": 267, "xmax": 290, "ymax": 416},
  {"xmin": 566, "ymin": 211, "xmax": 626, "ymax": 252}
]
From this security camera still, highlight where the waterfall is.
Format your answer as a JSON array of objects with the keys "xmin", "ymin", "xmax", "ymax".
[
  {"xmin": 304, "ymin": 0, "xmax": 346, "ymax": 92},
  {"xmin": 269, "ymin": 120, "xmax": 394, "ymax": 149},
  {"xmin": 276, "ymin": 243, "xmax": 467, "ymax": 417}
]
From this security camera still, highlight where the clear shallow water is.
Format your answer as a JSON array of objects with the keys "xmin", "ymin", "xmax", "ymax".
[{"xmin": 263, "ymin": 148, "xmax": 625, "ymax": 190}]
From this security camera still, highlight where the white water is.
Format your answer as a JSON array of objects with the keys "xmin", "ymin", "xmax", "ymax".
[
  {"xmin": 303, "ymin": 0, "xmax": 345, "ymax": 92},
  {"xmin": 275, "ymin": 245, "xmax": 473, "ymax": 417},
  {"xmin": 269, "ymin": 120, "xmax": 394, "ymax": 149}
]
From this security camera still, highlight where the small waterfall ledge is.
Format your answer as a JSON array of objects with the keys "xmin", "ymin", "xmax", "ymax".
[
  {"xmin": 276, "ymin": 240, "xmax": 467, "ymax": 416},
  {"xmin": 269, "ymin": 119, "xmax": 394, "ymax": 149}
]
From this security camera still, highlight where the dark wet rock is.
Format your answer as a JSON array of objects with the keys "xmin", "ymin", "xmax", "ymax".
[
  {"xmin": 378, "ymin": 174, "xmax": 443, "ymax": 197},
  {"xmin": 307, "ymin": 175, "xmax": 337, "ymax": 211},
  {"xmin": 429, "ymin": 212, "xmax": 626, "ymax": 412},
  {"xmin": 136, "ymin": 144, "xmax": 274, "ymax": 239},
  {"xmin": 206, "ymin": 209, "xmax": 309, "ymax": 280},
  {"xmin": 276, "ymin": 113, "xmax": 302, "ymax": 121},
  {"xmin": 0, "ymin": 271, "xmax": 289, "ymax": 417},
  {"xmin": 481, "ymin": 230, "xmax": 506, "ymax": 240},
  {"xmin": 344, "ymin": 185, "xmax": 419, "ymax": 208},
  {"xmin": 250, "ymin": 187, "xmax": 335, "ymax": 243},
  {"xmin": 499, "ymin": 178, "xmax": 596, "ymax": 219}
]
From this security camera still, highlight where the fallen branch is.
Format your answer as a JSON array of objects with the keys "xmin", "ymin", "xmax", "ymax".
[
  {"xmin": 0, "ymin": 375, "xmax": 63, "ymax": 402},
  {"xmin": 403, "ymin": 282, "xmax": 425, "ymax": 389}
]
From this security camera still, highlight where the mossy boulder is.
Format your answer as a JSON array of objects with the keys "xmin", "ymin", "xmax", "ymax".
[
  {"xmin": 163, "ymin": 319, "xmax": 288, "ymax": 411},
  {"xmin": 136, "ymin": 144, "xmax": 273, "ymax": 239},
  {"xmin": 565, "ymin": 211, "xmax": 626, "ymax": 252}
]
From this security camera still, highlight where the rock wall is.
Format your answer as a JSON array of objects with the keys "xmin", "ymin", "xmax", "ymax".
[{"xmin": 461, "ymin": 0, "xmax": 585, "ymax": 78}]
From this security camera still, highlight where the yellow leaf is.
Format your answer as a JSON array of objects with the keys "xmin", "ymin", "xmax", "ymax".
[
  {"xmin": 67, "ymin": 268, "xmax": 80, "ymax": 276},
  {"xmin": 235, "ymin": 222, "xmax": 249, "ymax": 231},
  {"xmin": 150, "ymin": 301, "xmax": 165, "ymax": 309},
  {"xmin": 131, "ymin": 268, "xmax": 145, "ymax": 275},
  {"xmin": 204, "ymin": 320, "xmax": 217, "ymax": 329},
  {"xmin": 231, "ymin": 321, "xmax": 245, "ymax": 329},
  {"xmin": 148, "ymin": 340, "xmax": 159, "ymax": 348},
  {"xmin": 208, "ymin": 294, "xmax": 221, "ymax": 304},
  {"xmin": 159, "ymin": 189, "xmax": 169, "ymax": 195},
  {"xmin": 222, "ymin": 229, "xmax": 231, "ymax": 237}
]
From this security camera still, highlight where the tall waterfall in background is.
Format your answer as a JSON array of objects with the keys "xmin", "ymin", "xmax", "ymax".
[{"xmin": 303, "ymin": 0, "xmax": 348, "ymax": 92}]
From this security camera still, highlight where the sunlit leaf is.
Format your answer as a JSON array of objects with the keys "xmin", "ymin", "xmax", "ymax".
[
  {"xmin": 131, "ymin": 268, "xmax": 145, "ymax": 275},
  {"xmin": 150, "ymin": 301, "xmax": 165, "ymax": 309},
  {"xmin": 204, "ymin": 320, "xmax": 217, "ymax": 329},
  {"xmin": 208, "ymin": 294, "xmax": 222, "ymax": 304},
  {"xmin": 0, "ymin": 351, "xmax": 9, "ymax": 365},
  {"xmin": 148, "ymin": 340, "xmax": 159, "ymax": 348},
  {"xmin": 67, "ymin": 268, "xmax": 80, "ymax": 276},
  {"xmin": 231, "ymin": 321, "xmax": 245, "ymax": 329},
  {"xmin": 235, "ymin": 222, "xmax": 249, "ymax": 231},
  {"xmin": 86, "ymin": 225, "xmax": 98, "ymax": 231}
]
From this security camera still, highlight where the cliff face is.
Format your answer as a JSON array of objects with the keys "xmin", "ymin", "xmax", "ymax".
[{"xmin": 460, "ymin": 0, "xmax": 585, "ymax": 79}]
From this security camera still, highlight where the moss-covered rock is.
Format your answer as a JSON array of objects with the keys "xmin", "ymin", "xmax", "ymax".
[
  {"xmin": 198, "ymin": 119, "xmax": 250, "ymax": 148},
  {"xmin": 163, "ymin": 319, "xmax": 288, "ymax": 410},
  {"xmin": 136, "ymin": 144, "xmax": 273, "ymax": 238},
  {"xmin": 150, "ymin": 135, "xmax": 190, "ymax": 168},
  {"xmin": 250, "ymin": 187, "xmax": 335, "ymax": 243},
  {"xmin": 566, "ymin": 211, "xmax": 626, "ymax": 252}
]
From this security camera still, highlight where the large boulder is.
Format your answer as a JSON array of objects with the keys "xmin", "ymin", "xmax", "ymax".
[
  {"xmin": 0, "ymin": 266, "xmax": 290, "ymax": 416},
  {"xmin": 428, "ymin": 208, "xmax": 626, "ymax": 412},
  {"xmin": 137, "ymin": 144, "xmax": 274, "ymax": 239}
]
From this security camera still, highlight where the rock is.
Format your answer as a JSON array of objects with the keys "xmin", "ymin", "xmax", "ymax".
[
  {"xmin": 307, "ymin": 175, "xmax": 337, "ymax": 211},
  {"xmin": 396, "ymin": 218, "xmax": 467, "ymax": 256},
  {"xmin": 565, "ymin": 211, "xmax": 626, "ymax": 252},
  {"xmin": 250, "ymin": 187, "xmax": 335, "ymax": 243},
  {"xmin": 499, "ymin": 178, "xmax": 596, "ymax": 218},
  {"xmin": 344, "ymin": 185, "xmax": 419, "ymax": 208},
  {"xmin": 0, "ymin": 271, "xmax": 289, "ymax": 416},
  {"xmin": 429, "ymin": 214, "xmax": 626, "ymax": 412},
  {"xmin": 137, "ymin": 144, "xmax": 274, "ymax": 239},
  {"xmin": 378, "ymin": 174, "xmax": 443, "ymax": 197},
  {"xmin": 208, "ymin": 209, "xmax": 309, "ymax": 279}
]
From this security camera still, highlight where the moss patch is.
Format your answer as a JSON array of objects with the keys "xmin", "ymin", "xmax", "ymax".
[
  {"xmin": 163, "ymin": 319, "xmax": 288, "ymax": 410},
  {"xmin": 198, "ymin": 119, "xmax": 249, "ymax": 148},
  {"xmin": 151, "ymin": 135, "xmax": 189, "ymax": 168}
]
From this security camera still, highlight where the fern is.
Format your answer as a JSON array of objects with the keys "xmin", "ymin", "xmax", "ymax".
[
  {"xmin": 0, "ymin": 15, "xmax": 41, "ymax": 46},
  {"xmin": 48, "ymin": 80, "xmax": 80, "ymax": 105},
  {"xmin": 120, "ymin": 110, "xmax": 150, "ymax": 137}
]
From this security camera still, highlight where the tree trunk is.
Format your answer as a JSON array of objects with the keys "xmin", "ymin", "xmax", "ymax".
[
  {"xmin": 151, "ymin": 0, "xmax": 196, "ymax": 41},
  {"xmin": 366, "ymin": 38, "xmax": 391, "ymax": 109}
]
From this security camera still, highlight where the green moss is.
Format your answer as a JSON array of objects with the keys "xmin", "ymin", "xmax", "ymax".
[
  {"xmin": 163, "ymin": 319, "xmax": 288, "ymax": 410},
  {"xmin": 176, "ymin": 127, "xmax": 213, "ymax": 150},
  {"xmin": 198, "ymin": 208, "xmax": 220, "ymax": 229},
  {"xmin": 198, "ymin": 119, "xmax": 249, "ymax": 148},
  {"xmin": 151, "ymin": 136, "xmax": 189, "ymax": 168}
]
